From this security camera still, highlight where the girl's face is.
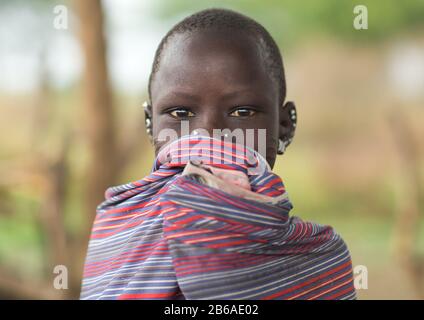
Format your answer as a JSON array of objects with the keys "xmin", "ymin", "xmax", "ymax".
[{"xmin": 149, "ymin": 30, "xmax": 291, "ymax": 168}]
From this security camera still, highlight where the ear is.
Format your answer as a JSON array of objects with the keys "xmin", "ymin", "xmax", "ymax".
[
  {"xmin": 143, "ymin": 101, "xmax": 153, "ymax": 139},
  {"xmin": 278, "ymin": 101, "xmax": 297, "ymax": 147}
]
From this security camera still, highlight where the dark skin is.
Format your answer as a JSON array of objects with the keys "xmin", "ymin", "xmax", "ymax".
[{"xmin": 147, "ymin": 30, "xmax": 296, "ymax": 169}]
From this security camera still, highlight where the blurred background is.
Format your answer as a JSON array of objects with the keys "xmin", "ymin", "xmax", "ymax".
[{"xmin": 0, "ymin": 0, "xmax": 423, "ymax": 299}]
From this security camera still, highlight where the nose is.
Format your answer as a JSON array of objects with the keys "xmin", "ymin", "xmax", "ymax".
[{"xmin": 194, "ymin": 107, "xmax": 226, "ymax": 136}]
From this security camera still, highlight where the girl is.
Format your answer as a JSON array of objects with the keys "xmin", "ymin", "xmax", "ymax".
[{"xmin": 81, "ymin": 8, "xmax": 356, "ymax": 300}]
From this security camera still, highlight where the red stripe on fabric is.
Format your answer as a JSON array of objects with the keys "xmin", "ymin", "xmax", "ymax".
[
  {"xmin": 118, "ymin": 292, "xmax": 177, "ymax": 299},
  {"xmin": 262, "ymin": 260, "xmax": 352, "ymax": 300}
]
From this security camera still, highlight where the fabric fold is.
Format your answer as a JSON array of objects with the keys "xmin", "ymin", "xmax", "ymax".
[{"xmin": 80, "ymin": 135, "xmax": 356, "ymax": 300}]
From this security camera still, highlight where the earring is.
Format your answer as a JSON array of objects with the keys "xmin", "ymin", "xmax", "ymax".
[
  {"xmin": 290, "ymin": 108, "xmax": 297, "ymax": 127},
  {"xmin": 143, "ymin": 101, "xmax": 153, "ymax": 139},
  {"xmin": 277, "ymin": 139, "xmax": 286, "ymax": 155},
  {"xmin": 145, "ymin": 117, "xmax": 152, "ymax": 135},
  {"xmin": 277, "ymin": 137, "xmax": 294, "ymax": 155}
]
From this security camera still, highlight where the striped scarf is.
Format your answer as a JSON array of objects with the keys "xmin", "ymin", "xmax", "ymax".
[{"xmin": 80, "ymin": 135, "xmax": 356, "ymax": 300}]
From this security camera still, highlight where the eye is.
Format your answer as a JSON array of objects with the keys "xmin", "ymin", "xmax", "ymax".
[
  {"xmin": 167, "ymin": 107, "xmax": 195, "ymax": 119},
  {"xmin": 229, "ymin": 107, "xmax": 257, "ymax": 117}
]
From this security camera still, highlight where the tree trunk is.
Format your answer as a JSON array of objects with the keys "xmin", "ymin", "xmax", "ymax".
[{"xmin": 73, "ymin": 0, "xmax": 117, "ymax": 294}]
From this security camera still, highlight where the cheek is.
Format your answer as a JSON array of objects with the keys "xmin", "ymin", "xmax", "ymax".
[
  {"xmin": 228, "ymin": 114, "xmax": 278, "ymax": 139},
  {"xmin": 250, "ymin": 114, "xmax": 279, "ymax": 159},
  {"xmin": 152, "ymin": 116, "xmax": 182, "ymax": 154},
  {"xmin": 224, "ymin": 117, "xmax": 278, "ymax": 154}
]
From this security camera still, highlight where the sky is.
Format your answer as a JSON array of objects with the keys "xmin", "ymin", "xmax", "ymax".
[{"xmin": 0, "ymin": 0, "xmax": 171, "ymax": 94}]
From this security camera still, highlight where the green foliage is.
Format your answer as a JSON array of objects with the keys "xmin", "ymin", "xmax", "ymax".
[{"xmin": 152, "ymin": 0, "xmax": 424, "ymax": 47}]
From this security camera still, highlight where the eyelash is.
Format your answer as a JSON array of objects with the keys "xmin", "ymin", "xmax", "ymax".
[
  {"xmin": 166, "ymin": 107, "xmax": 195, "ymax": 119},
  {"xmin": 229, "ymin": 107, "xmax": 257, "ymax": 117},
  {"xmin": 165, "ymin": 106, "xmax": 257, "ymax": 119}
]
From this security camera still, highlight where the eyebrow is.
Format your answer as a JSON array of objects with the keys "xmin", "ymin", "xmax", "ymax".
[
  {"xmin": 167, "ymin": 91, "xmax": 201, "ymax": 101},
  {"xmin": 157, "ymin": 88, "xmax": 259, "ymax": 104}
]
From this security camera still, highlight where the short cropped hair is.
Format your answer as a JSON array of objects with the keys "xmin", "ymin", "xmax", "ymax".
[{"xmin": 148, "ymin": 8, "xmax": 286, "ymax": 105}]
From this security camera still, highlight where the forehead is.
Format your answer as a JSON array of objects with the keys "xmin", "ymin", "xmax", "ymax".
[{"xmin": 150, "ymin": 30, "xmax": 278, "ymax": 104}]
